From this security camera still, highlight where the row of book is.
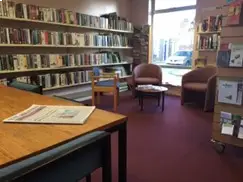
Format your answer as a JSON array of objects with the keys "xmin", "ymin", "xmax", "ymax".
[
  {"xmin": 197, "ymin": 34, "xmax": 220, "ymax": 50},
  {"xmin": 0, "ymin": 71, "xmax": 92, "ymax": 88},
  {"xmin": 0, "ymin": 27, "xmax": 130, "ymax": 47},
  {"xmin": 198, "ymin": 15, "xmax": 222, "ymax": 32},
  {"xmin": 0, "ymin": 53, "xmax": 124, "ymax": 71},
  {"xmin": 0, "ymin": 1, "xmax": 133, "ymax": 31}
]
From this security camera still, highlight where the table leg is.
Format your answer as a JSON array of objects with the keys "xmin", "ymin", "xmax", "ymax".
[
  {"xmin": 140, "ymin": 94, "xmax": 144, "ymax": 111},
  {"xmin": 158, "ymin": 93, "xmax": 161, "ymax": 107},
  {"xmin": 162, "ymin": 91, "xmax": 165, "ymax": 112},
  {"xmin": 105, "ymin": 122, "xmax": 127, "ymax": 182},
  {"xmin": 118, "ymin": 122, "xmax": 127, "ymax": 182},
  {"xmin": 138, "ymin": 92, "xmax": 141, "ymax": 106}
]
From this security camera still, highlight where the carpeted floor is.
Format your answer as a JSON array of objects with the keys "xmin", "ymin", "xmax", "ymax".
[{"xmin": 82, "ymin": 92, "xmax": 243, "ymax": 182}]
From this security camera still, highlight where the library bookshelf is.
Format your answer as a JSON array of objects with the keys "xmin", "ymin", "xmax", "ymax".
[
  {"xmin": 0, "ymin": 44, "xmax": 133, "ymax": 49},
  {"xmin": 0, "ymin": 16, "xmax": 134, "ymax": 34},
  {"xmin": 43, "ymin": 75, "xmax": 132, "ymax": 91},
  {"xmin": 0, "ymin": 0, "xmax": 134, "ymax": 96}
]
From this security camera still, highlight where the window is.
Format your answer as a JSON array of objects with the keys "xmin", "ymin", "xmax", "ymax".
[
  {"xmin": 155, "ymin": 0, "xmax": 196, "ymax": 10},
  {"xmin": 150, "ymin": 0, "xmax": 196, "ymax": 86},
  {"xmin": 152, "ymin": 9, "xmax": 195, "ymax": 68}
]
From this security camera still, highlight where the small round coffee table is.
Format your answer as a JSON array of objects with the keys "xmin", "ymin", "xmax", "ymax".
[{"xmin": 135, "ymin": 85, "xmax": 168, "ymax": 111}]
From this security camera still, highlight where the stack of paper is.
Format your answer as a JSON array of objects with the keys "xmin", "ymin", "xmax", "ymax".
[{"xmin": 3, "ymin": 105, "xmax": 96, "ymax": 125}]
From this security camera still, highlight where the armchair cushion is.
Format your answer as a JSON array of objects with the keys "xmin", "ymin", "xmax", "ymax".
[
  {"xmin": 96, "ymin": 80, "xmax": 120, "ymax": 87},
  {"xmin": 183, "ymin": 82, "xmax": 207, "ymax": 92},
  {"xmin": 135, "ymin": 77, "xmax": 160, "ymax": 85}
]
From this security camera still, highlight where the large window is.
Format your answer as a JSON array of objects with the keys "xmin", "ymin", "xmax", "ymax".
[
  {"xmin": 152, "ymin": 9, "xmax": 195, "ymax": 68},
  {"xmin": 150, "ymin": 0, "xmax": 196, "ymax": 86}
]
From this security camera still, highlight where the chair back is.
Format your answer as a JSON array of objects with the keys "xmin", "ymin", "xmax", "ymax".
[
  {"xmin": 196, "ymin": 66, "xmax": 217, "ymax": 82},
  {"xmin": 133, "ymin": 63, "xmax": 162, "ymax": 80}
]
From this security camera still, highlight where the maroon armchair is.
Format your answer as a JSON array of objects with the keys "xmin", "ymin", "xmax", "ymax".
[
  {"xmin": 181, "ymin": 66, "xmax": 217, "ymax": 112},
  {"xmin": 132, "ymin": 63, "xmax": 162, "ymax": 96}
]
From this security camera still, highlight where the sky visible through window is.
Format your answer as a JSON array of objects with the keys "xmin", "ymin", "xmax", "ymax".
[{"xmin": 155, "ymin": 0, "xmax": 196, "ymax": 10}]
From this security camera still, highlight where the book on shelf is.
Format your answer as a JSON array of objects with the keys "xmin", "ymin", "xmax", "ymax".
[
  {"xmin": 217, "ymin": 43, "xmax": 243, "ymax": 67},
  {"xmin": 100, "ymin": 12, "xmax": 133, "ymax": 31},
  {"xmin": 218, "ymin": 79, "xmax": 243, "ymax": 105},
  {"xmin": 227, "ymin": 1, "xmax": 243, "ymax": 26},
  {"xmin": 7, "ymin": 70, "xmax": 92, "ymax": 89},
  {"xmin": 0, "ymin": 1, "xmax": 133, "ymax": 32},
  {"xmin": 198, "ymin": 15, "xmax": 222, "ymax": 32},
  {"xmin": 217, "ymin": 50, "xmax": 231, "ymax": 67},
  {"xmin": 197, "ymin": 34, "xmax": 220, "ymax": 50},
  {"xmin": 0, "ymin": 27, "xmax": 130, "ymax": 47},
  {"xmin": 0, "ymin": 53, "xmax": 127, "ymax": 71}
]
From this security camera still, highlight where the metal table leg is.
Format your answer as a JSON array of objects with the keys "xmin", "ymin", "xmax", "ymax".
[{"xmin": 162, "ymin": 91, "xmax": 165, "ymax": 112}]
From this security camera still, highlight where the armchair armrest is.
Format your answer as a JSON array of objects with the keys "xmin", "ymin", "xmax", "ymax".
[{"xmin": 207, "ymin": 74, "xmax": 217, "ymax": 92}]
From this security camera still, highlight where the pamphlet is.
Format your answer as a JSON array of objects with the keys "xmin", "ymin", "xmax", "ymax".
[
  {"xmin": 3, "ymin": 104, "xmax": 96, "ymax": 125},
  {"xmin": 218, "ymin": 80, "xmax": 243, "ymax": 105},
  {"xmin": 220, "ymin": 111, "xmax": 234, "ymax": 136},
  {"xmin": 229, "ymin": 44, "xmax": 243, "ymax": 67}
]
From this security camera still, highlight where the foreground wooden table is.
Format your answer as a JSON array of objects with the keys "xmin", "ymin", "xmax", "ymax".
[{"xmin": 0, "ymin": 85, "xmax": 128, "ymax": 182}]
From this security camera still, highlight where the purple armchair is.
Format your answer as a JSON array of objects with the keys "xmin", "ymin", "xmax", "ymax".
[
  {"xmin": 132, "ymin": 63, "xmax": 162, "ymax": 96},
  {"xmin": 181, "ymin": 66, "xmax": 217, "ymax": 112}
]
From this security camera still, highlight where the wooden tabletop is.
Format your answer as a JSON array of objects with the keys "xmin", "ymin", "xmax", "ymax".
[{"xmin": 0, "ymin": 85, "xmax": 127, "ymax": 168}]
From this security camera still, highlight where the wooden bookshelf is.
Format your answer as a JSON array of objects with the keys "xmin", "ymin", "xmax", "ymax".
[
  {"xmin": 0, "ymin": 44, "xmax": 133, "ymax": 49},
  {"xmin": 0, "ymin": 62, "xmax": 132, "ymax": 78},
  {"xmin": 197, "ymin": 49, "xmax": 218, "ymax": 52},
  {"xmin": 0, "ymin": 1, "xmax": 134, "ymax": 95},
  {"xmin": 197, "ymin": 31, "xmax": 221, "ymax": 35},
  {"xmin": 0, "ymin": 16, "xmax": 134, "ymax": 34}
]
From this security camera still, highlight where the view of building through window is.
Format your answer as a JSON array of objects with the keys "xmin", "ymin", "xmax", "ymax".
[
  {"xmin": 153, "ymin": 10, "xmax": 195, "ymax": 68},
  {"xmin": 150, "ymin": 0, "xmax": 196, "ymax": 86}
]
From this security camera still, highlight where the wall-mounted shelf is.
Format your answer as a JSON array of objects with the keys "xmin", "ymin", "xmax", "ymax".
[
  {"xmin": 0, "ymin": 44, "xmax": 133, "ymax": 49},
  {"xmin": 197, "ymin": 49, "xmax": 218, "ymax": 52},
  {"xmin": 0, "ymin": 62, "xmax": 132, "ymax": 78},
  {"xmin": 0, "ymin": 16, "xmax": 134, "ymax": 34},
  {"xmin": 198, "ymin": 31, "xmax": 221, "ymax": 35}
]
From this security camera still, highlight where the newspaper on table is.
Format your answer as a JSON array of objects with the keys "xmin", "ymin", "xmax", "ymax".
[{"xmin": 3, "ymin": 104, "xmax": 96, "ymax": 124}]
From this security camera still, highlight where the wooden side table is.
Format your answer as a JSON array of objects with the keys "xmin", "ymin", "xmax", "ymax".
[{"xmin": 136, "ymin": 85, "xmax": 168, "ymax": 111}]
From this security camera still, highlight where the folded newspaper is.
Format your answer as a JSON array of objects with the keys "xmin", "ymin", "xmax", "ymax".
[{"xmin": 3, "ymin": 105, "xmax": 96, "ymax": 124}]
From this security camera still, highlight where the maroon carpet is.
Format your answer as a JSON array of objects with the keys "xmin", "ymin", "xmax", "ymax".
[{"xmin": 82, "ymin": 93, "xmax": 243, "ymax": 182}]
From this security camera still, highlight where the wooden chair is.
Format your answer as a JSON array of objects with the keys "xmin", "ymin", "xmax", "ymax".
[{"xmin": 91, "ymin": 67, "xmax": 120, "ymax": 112}]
